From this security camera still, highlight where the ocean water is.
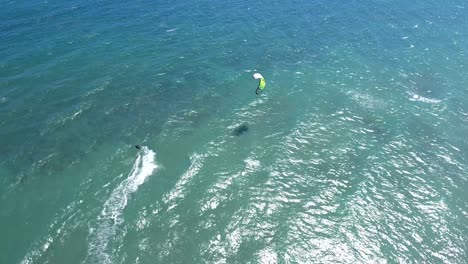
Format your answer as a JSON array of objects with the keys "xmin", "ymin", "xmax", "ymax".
[{"xmin": 1, "ymin": 0, "xmax": 467, "ymax": 263}]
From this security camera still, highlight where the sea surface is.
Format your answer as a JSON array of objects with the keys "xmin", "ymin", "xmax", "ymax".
[{"xmin": 1, "ymin": 0, "xmax": 467, "ymax": 263}]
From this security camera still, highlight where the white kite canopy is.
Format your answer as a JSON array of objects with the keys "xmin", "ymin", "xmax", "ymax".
[{"xmin": 253, "ymin": 73, "xmax": 264, "ymax": 80}]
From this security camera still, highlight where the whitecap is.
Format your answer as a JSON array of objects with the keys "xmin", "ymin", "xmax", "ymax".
[{"xmin": 408, "ymin": 92, "xmax": 442, "ymax": 104}]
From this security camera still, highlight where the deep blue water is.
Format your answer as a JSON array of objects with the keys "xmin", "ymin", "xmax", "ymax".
[{"xmin": 1, "ymin": 0, "xmax": 467, "ymax": 263}]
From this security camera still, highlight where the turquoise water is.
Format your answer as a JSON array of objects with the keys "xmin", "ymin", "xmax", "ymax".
[{"xmin": 1, "ymin": 0, "xmax": 467, "ymax": 263}]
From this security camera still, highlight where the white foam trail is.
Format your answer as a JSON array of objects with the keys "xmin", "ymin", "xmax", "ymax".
[{"xmin": 86, "ymin": 147, "xmax": 157, "ymax": 264}]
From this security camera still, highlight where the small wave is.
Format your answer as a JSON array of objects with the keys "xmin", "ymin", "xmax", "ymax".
[
  {"xmin": 86, "ymin": 78, "xmax": 111, "ymax": 97},
  {"xmin": 347, "ymin": 91, "xmax": 386, "ymax": 109},
  {"xmin": 257, "ymin": 247, "xmax": 278, "ymax": 263},
  {"xmin": 231, "ymin": 95, "xmax": 270, "ymax": 124},
  {"xmin": 53, "ymin": 103, "xmax": 91, "ymax": 127},
  {"xmin": 31, "ymin": 153, "xmax": 57, "ymax": 171},
  {"xmin": 86, "ymin": 147, "xmax": 157, "ymax": 264},
  {"xmin": 21, "ymin": 200, "xmax": 82, "ymax": 264},
  {"xmin": 244, "ymin": 157, "xmax": 261, "ymax": 171},
  {"xmin": 162, "ymin": 153, "xmax": 206, "ymax": 211},
  {"xmin": 159, "ymin": 110, "xmax": 202, "ymax": 140},
  {"xmin": 409, "ymin": 93, "xmax": 442, "ymax": 104},
  {"xmin": 38, "ymin": 103, "xmax": 92, "ymax": 137}
]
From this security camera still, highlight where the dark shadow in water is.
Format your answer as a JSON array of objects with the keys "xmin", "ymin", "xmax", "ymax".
[
  {"xmin": 232, "ymin": 124, "xmax": 249, "ymax": 136},
  {"xmin": 361, "ymin": 114, "xmax": 394, "ymax": 144}
]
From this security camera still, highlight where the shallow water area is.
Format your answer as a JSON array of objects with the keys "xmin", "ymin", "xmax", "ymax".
[{"xmin": 1, "ymin": 0, "xmax": 467, "ymax": 263}]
